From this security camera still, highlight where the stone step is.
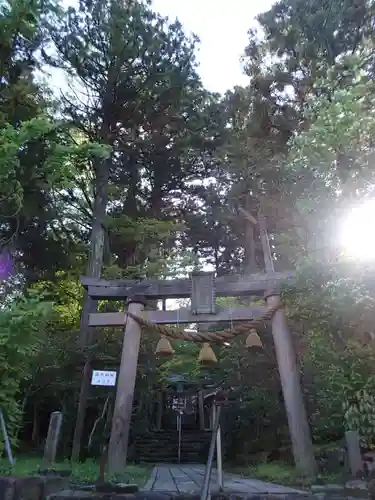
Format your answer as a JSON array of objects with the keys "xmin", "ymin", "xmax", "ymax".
[
  {"xmin": 135, "ymin": 442, "xmax": 210, "ymax": 449},
  {"xmin": 135, "ymin": 448, "xmax": 208, "ymax": 455},
  {"xmin": 133, "ymin": 433, "xmax": 210, "ymax": 438},
  {"xmin": 136, "ymin": 456, "xmax": 207, "ymax": 463},
  {"xmin": 134, "ymin": 449, "xmax": 209, "ymax": 463},
  {"xmin": 133, "ymin": 433, "xmax": 211, "ymax": 440},
  {"xmin": 133, "ymin": 430, "xmax": 212, "ymax": 464},
  {"xmin": 136, "ymin": 450, "xmax": 207, "ymax": 456}
]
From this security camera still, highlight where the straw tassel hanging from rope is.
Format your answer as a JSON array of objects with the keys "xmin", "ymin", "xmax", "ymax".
[
  {"xmin": 198, "ymin": 342, "xmax": 217, "ymax": 365},
  {"xmin": 245, "ymin": 328, "xmax": 263, "ymax": 349},
  {"xmin": 155, "ymin": 298, "xmax": 174, "ymax": 356},
  {"xmin": 155, "ymin": 335, "xmax": 174, "ymax": 356}
]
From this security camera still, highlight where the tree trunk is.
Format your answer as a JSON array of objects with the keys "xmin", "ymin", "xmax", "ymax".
[
  {"xmin": 31, "ymin": 401, "xmax": 39, "ymax": 446},
  {"xmin": 243, "ymin": 194, "xmax": 258, "ymax": 273},
  {"xmin": 72, "ymin": 156, "xmax": 110, "ymax": 461},
  {"xmin": 79, "ymin": 158, "xmax": 109, "ymax": 346}
]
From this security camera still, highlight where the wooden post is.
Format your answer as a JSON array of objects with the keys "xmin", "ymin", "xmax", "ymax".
[
  {"xmin": 71, "ymin": 295, "xmax": 97, "ymax": 461},
  {"xmin": 107, "ymin": 296, "xmax": 146, "ymax": 474},
  {"xmin": 71, "ymin": 362, "xmax": 92, "ymax": 461},
  {"xmin": 259, "ymin": 214, "xmax": 316, "ymax": 477},
  {"xmin": 198, "ymin": 390, "xmax": 205, "ymax": 431},
  {"xmin": 156, "ymin": 391, "xmax": 163, "ymax": 431}
]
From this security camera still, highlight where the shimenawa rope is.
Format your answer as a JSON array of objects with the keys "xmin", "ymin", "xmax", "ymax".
[{"xmin": 124, "ymin": 296, "xmax": 281, "ymax": 343}]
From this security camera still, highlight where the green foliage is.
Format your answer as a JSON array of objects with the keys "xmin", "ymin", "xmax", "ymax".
[
  {"xmin": 302, "ymin": 330, "xmax": 374, "ymax": 441},
  {"xmin": 0, "ymin": 117, "xmax": 109, "ymax": 212},
  {"xmin": 0, "ymin": 457, "xmax": 151, "ymax": 486},
  {"xmin": 105, "ymin": 216, "xmax": 180, "ymax": 279},
  {"xmin": 157, "ymin": 341, "xmax": 201, "ymax": 384},
  {"xmin": 343, "ymin": 390, "xmax": 375, "ymax": 449},
  {"xmin": 282, "ymin": 255, "xmax": 375, "ymax": 444},
  {"xmin": 0, "ymin": 0, "xmax": 110, "ymax": 278},
  {"xmin": 288, "ymin": 53, "xmax": 375, "ymax": 211},
  {"xmin": 0, "ymin": 292, "xmax": 53, "ymax": 443}
]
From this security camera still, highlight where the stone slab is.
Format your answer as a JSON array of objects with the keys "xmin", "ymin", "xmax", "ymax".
[
  {"xmin": 43, "ymin": 412, "xmax": 63, "ymax": 466},
  {"xmin": 49, "ymin": 491, "xmax": 313, "ymax": 500},
  {"xmin": 143, "ymin": 465, "xmax": 308, "ymax": 497}
]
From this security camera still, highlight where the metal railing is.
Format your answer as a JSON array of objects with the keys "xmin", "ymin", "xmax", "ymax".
[
  {"xmin": 177, "ymin": 411, "xmax": 182, "ymax": 463},
  {"xmin": 200, "ymin": 404, "xmax": 223, "ymax": 500}
]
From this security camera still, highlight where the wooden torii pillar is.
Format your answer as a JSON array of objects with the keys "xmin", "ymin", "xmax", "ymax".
[
  {"xmin": 107, "ymin": 295, "xmax": 146, "ymax": 474},
  {"xmin": 259, "ymin": 213, "xmax": 316, "ymax": 477},
  {"xmin": 239, "ymin": 206, "xmax": 316, "ymax": 476}
]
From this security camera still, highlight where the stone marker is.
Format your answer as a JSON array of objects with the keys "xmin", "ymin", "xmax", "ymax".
[
  {"xmin": 345, "ymin": 430, "xmax": 363, "ymax": 477},
  {"xmin": 43, "ymin": 411, "xmax": 63, "ymax": 466},
  {"xmin": 0, "ymin": 475, "xmax": 69, "ymax": 500}
]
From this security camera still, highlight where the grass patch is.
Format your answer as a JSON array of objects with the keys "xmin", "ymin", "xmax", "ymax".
[
  {"xmin": 228, "ymin": 462, "xmax": 300, "ymax": 486},
  {"xmin": 227, "ymin": 461, "xmax": 345, "ymax": 488},
  {"xmin": 0, "ymin": 457, "xmax": 151, "ymax": 486}
]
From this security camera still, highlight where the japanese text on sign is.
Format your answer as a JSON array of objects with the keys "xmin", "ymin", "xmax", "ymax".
[{"xmin": 91, "ymin": 370, "xmax": 117, "ymax": 387}]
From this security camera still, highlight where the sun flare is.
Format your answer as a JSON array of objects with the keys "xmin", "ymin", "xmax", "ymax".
[{"xmin": 339, "ymin": 200, "xmax": 375, "ymax": 260}]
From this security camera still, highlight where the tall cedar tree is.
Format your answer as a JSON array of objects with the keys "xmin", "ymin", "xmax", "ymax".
[
  {"xmin": 0, "ymin": 0, "xmax": 98, "ymax": 283},
  {"xmin": 47, "ymin": 0, "xmax": 224, "ymax": 284},
  {"xmin": 184, "ymin": 0, "xmax": 375, "ymax": 272}
]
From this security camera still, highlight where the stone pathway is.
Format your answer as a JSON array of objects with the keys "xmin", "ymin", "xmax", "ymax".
[{"xmin": 143, "ymin": 464, "xmax": 307, "ymax": 496}]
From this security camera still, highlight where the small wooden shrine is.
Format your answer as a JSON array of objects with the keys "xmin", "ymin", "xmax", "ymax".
[{"xmin": 153, "ymin": 376, "xmax": 222, "ymax": 432}]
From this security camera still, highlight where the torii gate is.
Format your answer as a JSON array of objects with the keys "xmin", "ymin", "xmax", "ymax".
[{"xmin": 72, "ymin": 215, "xmax": 317, "ymax": 478}]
